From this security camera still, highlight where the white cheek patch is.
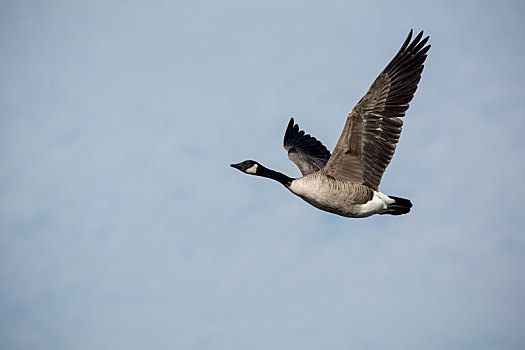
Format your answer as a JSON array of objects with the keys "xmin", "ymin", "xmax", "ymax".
[{"xmin": 245, "ymin": 164, "xmax": 258, "ymax": 174}]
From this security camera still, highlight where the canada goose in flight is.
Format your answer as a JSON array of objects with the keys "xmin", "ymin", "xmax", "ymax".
[{"xmin": 231, "ymin": 30, "xmax": 430, "ymax": 218}]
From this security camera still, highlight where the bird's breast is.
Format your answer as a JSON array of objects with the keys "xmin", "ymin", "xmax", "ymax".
[{"xmin": 288, "ymin": 175, "xmax": 381, "ymax": 218}]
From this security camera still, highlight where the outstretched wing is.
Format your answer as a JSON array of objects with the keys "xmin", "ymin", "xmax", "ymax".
[
  {"xmin": 324, "ymin": 30, "xmax": 430, "ymax": 190},
  {"xmin": 283, "ymin": 118, "xmax": 331, "ymax": 176}
]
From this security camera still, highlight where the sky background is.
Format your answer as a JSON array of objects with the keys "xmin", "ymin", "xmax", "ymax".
[{"xmin": 1, "ymin": 0, "xmax": 524, "ymax": 349}]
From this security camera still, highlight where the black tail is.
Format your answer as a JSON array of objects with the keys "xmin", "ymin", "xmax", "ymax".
[{"xmin": 382, "ymin": 196, "xmax": 413, "ymax": 216}]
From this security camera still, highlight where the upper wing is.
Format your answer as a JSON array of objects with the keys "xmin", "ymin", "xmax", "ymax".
[
  {"xmin": 283, "ymin": 118, "xmax": 331, "ymax": 176},
  {"xmin": 323, "ymin": 30, "xmax": 430, "ymax": 190}
]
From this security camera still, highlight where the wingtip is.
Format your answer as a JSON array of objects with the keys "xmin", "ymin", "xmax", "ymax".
[
  {"xmin": 413, "ymin": 30, "xmax": 424, "ymax": 42},
  {"xmin": 407, "ymin": 29, "xmax": 428, "ymax": 40},
  {"xmin": 286, "ymin": 117, "xmax": 295, "ymax": 132},
  {"xmin": 284, "ymin": 117, "xmax": 296, "ymax": 147},
  {"xmin": 399, "ymin": 30, "xmax": 413, "ymax": 52},
  {"xmin": 418, "ymin": 30, "xmax": 429, "ymax": 43}
]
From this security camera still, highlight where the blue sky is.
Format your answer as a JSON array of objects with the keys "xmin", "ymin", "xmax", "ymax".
[{"xmin": 1, "ymin": 0, "xmax": 524, "ymax": 349}]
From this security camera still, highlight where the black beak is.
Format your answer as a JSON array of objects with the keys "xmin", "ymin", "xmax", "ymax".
[{"xmin": 230, "ymin": 163, "xmax": 242, "ymax": 170}]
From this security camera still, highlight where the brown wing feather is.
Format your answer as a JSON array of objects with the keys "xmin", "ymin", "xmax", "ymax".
[{"xmin": 324, "ymin": 30, "xmax": 430, "ymax": 190}]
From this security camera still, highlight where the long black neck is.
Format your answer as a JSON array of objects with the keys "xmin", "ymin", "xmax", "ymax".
[{"xmin": 256, "ymin": 164, "xmax": 293, "ymax": 186}]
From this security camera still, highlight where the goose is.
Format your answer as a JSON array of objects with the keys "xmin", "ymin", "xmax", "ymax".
[{"xmin": 231, "ymin": 30, "xmax": 430, "ymax": 218}]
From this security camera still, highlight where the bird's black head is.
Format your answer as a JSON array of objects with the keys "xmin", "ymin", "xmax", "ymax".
[{"xmin": 230, "ymin": 160, "xmax": 260, "ymax": 174}]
